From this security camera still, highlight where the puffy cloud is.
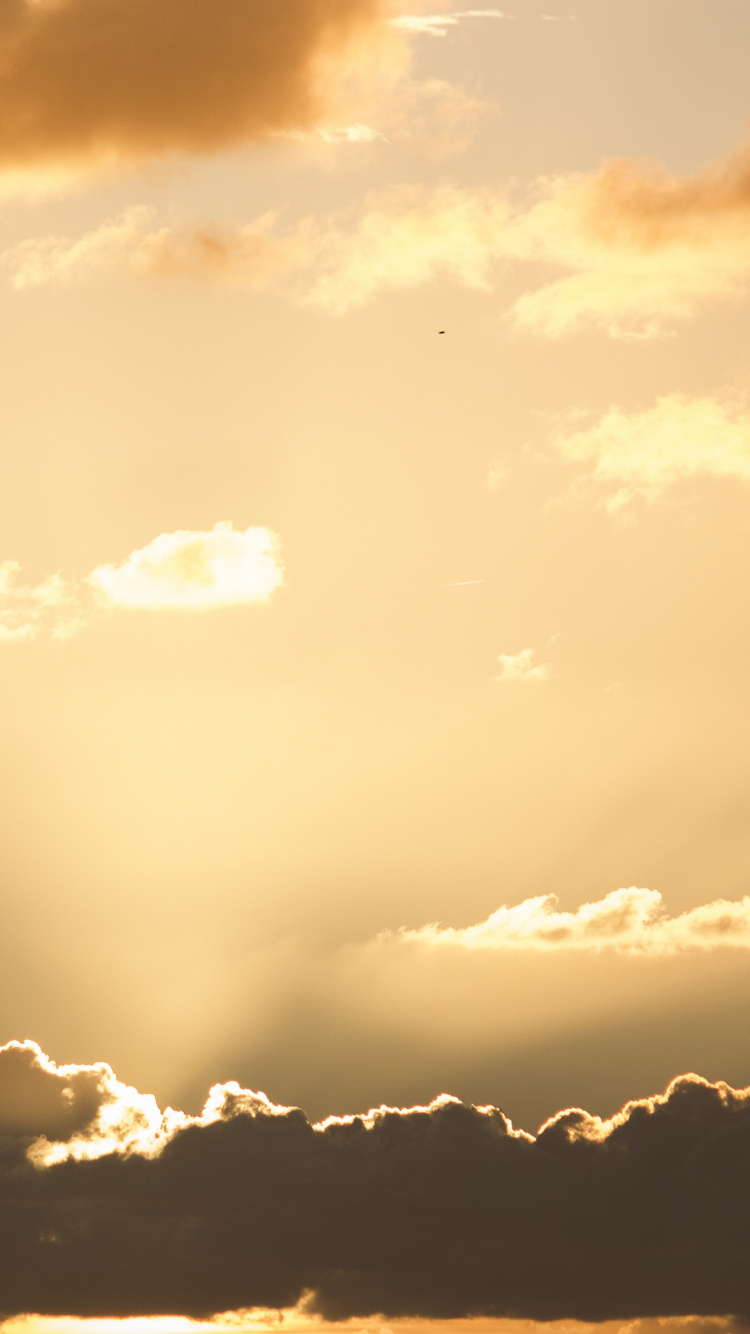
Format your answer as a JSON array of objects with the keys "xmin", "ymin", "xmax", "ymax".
[
  {"xmin": 3, "ymin": 1041, "xmax": 750, "ymax": 1320},
  {"xmin": 0, "ymin": 1041, "xmax": 181, "ymax": 1163},
  {"xmin": 495, "ymin": 648, "xmax": 550, "ymax": 683},
  {"xmin": 0, "ymin": 0, "xmax": 394, "ymax": 175},
  {"xmin": 397, "ymin": 886, "xmax": 750, "ymax": 954},
  {"xmin": 88, "ymin": 522, "xmax": 283, "ymax": 611},
  {"xmin": 0, "ymin": 523, "xmax": 283, "ymax": 641},
  {"xmin": 552, "ymin": 394, "xmax": 750, "ymax": 508}
]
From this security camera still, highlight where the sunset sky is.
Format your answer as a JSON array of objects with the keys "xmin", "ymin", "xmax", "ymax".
[{"xmin": 3, "ymin": 0, "xmax": 750, "ymax": 1326}]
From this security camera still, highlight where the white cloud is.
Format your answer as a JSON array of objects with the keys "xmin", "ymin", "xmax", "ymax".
[
  {"xmin": 397, "ymin": 887, "xmax": 750, "ymax": 955},
  {"xmin": 0, "ymin": 522, "xmax": 283, "ymax": 643},
  {"xmin": 317, "ymin": 124, "xmax": 384, "ymax": 143},
  {"xmin": 554, "ymin": 393, "xmax": 750, "ymax": 508},
  {"xmin": 88, "ymin": 522, "xmax": 283, "ymax": 611},
  {"xmin": 496, "ymin": 648, "xmax": 550, "ymax": 682}
]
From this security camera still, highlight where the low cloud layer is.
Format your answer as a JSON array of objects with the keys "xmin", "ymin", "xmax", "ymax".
[
  {"xmin": 12, "ymin": 136, "xmax": 750, "ymax": 332},
  {"xmin": 0, "ymin": 522, "xmax": 283, "ymax": 640},
  {"xmin": 0, "ymin": 0, "xmax": 392, "ymax": 174},
  {"xmin": 3, "ymin": 1040, "xmax": 750, "ymax": 1320},
  {"xmin": 397, "ymin": 887, "xmax": 750, "ymax": 954},
  {"xmin": 552, "ymin": 394, "xmax": 750, "ymax": 508}
]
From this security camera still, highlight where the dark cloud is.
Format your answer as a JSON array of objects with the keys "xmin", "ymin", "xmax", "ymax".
[
  {"xmin": 2, "ymin": 1042, "xmax": 750, "ymax": 1320},
  {"xmin": 0, "ymin": 0, "xmax": 389, "ymax": 171}
]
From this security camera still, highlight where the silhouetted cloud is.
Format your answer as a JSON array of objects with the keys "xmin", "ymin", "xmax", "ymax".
[
  {"xmin": 3, "ymin": 1040, "xmax": 750, "ymax": 1320},
  {"xmin": 0, "ymin": 0, "xmax": 392, "ymax": 175}
]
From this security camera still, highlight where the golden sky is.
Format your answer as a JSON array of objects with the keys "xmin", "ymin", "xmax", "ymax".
[{"xmin": 3, "ymin": 0, "xmax": 750, "ymax": 1323}]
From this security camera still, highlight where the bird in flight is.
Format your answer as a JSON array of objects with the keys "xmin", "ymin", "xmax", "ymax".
[{"xmin": 438, "ymin": 330, "xmax": 445, "ymax": 334}]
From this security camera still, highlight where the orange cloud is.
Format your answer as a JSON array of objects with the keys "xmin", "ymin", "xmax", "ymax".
[
  {"xmin": 553, "ymin": 393, "xmax": 750, "ymax": 507},
  {"xmin": 11, "ymin": 144, "xmax": 750, "ymax": 333},
  {"xmin": 0, "ymin": 0, "xmax": 394, "ymax": 174}
]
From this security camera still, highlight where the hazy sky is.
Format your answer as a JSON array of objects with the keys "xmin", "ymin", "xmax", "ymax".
[{"xmin": 4, "ymin": 1, "xmax": 750, "ymax": 1321}]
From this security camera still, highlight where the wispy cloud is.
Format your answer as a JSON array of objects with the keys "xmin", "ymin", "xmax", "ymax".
[
  {"xmin": 397, "ymin": 886, "xmax": 750, "ymax": 954},
  {"xmin": 6, "ymin": 207, "xmax": 318, "ymax": 292},
  {"xmin": 496, "ymin": 648, "xmax": 550, "ymax": 682},
  {"xmin": 392, "ymin": 10, "xmax": 505, "ymax": 37},
  {"xmin": 0, "ymin": 562, "xmax": 82, "ymax": 642},
  {"xmin": 553, "ymin": 393, "xmax": 750, "ymax": 508},
  {"xmin": 0, "ymin": 522, "xmax": 283, "ymax": 641},
  {"xmin": 13, "ymin": 138, "xmax": 750, "ymax": 332}
]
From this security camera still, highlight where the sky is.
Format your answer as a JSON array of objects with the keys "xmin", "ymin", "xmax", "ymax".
[{"xmin": 3, "ymin": 0, "xmax": 750, "ymax": 1324}]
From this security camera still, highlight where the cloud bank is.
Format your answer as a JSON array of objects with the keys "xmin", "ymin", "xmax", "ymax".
[
  {"xmin": 0, "ymin": 0, "xmax": 391, "ymax": 174},
  {"xmin": 3, "ymin": 1040, "xmax": 750, "ymax": 1320},
  {"xmin": 0, "ymin": 523, "xmax": 283, "ymax": 640},
  {"xmin": 13, "ymin": 136, "xmax": 750, "ymax": 332},
  {"xmin": 397, "ymin": 887, "xmax": 750, "ymax": 954}
]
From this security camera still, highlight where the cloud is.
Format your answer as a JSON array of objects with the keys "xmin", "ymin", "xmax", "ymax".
[
  {"xmin": 14, "ymin": 138, "xmax": 750, "ymax": 331},
  {"xmin": 0, "ymin": 562, "xmax": 81, "ymax": 642},
  {"xmin": 5, "ymin": 208, "xmax": 318, "ymax": 291},
  {"xmin": 496, "ymin": 648, "xmax": 550, "ymax": 682},
  {"xmin": 0, "ymin": 1316, "xmax": 744, "ymax": 1334},
  {"xmin": 13, "ymin": 129, "xmax": 750, "ymax": 327},
  {"xmin": 0, "ymin": 523, "xmax": 283, "ymax": 640},
  {"xmin": 552, "ymin": 393, "xmax": 750, "ymax": 508},
  {"xmin": 3, "ymin": 1040, "xmax": 750, "ymax": 1320},
  {"xmin": 88, "ymin": 522, "xmax": 284, "ymax": 611},
  {"xmin": 0, "ymin": 0, "xmax": 394, "ymax": 175},
  {"xmin": 311, "ymin": 146, "xmax": 750, "ymax": 331},
  {"xmin": 509, "ymin": 141, "xmax": 750, "ymax": 334},
  {"xmin": 391, "ymin": 10, "xmax": 505, "ymax": 37},
  {"xmin": 396, "ymin": 886, "xmax": 750, "ymax": 954}
]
